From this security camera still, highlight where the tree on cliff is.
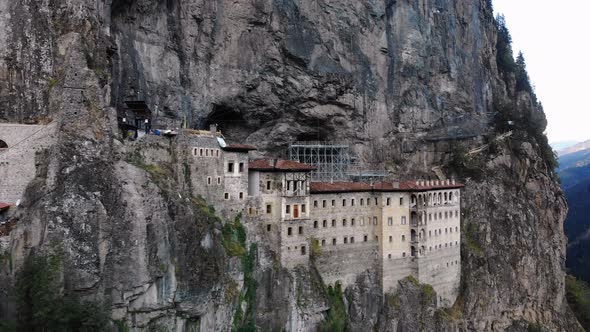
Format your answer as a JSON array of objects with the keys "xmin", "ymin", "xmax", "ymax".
[{"xmin": 495, "ymin": 14, "xmax": 516, "ymax": 74}]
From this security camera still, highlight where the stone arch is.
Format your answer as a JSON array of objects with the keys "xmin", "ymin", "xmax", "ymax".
[
  {"xmin": 0, "ymin": 139, "xmax": 7, "ymax": 149},
  {"xmin": 411, "ymin": 229, "xmax": 417, "ymax": 242}
]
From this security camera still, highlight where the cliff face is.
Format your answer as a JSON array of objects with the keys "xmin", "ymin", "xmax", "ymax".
[{"xmin": 0, "ymin": 0, "xmax": 581, "ymax": 331}]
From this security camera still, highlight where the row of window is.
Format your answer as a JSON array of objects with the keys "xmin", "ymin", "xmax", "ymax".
[
  {"xmin": 193, "ymin": 147, "xmax": 220, "ymax": 158},
  {"xmin": 427, "ymin": 210, "xmax": 460, "ymax": 221},
  {"xmin": 313, "ymin": 217, "xmax": 380, "ymax": 228},
  {"xmin": 224, "ymin": 192, "xmax": 245, "ymax": 200},
  {"xmin": 312, "ymin": 196, "xmax": 402, "ymax": 209},
  {"xmin": 206, "ymin": 176, "xmax": 222, "ymax": 185},
  {"xmin": 227, "ymin": 161, "xmax": 245, "ymax": 173}
]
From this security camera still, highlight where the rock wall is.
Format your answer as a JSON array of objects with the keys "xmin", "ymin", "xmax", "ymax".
[{"xmin": 0, "ymin": 0, "xmax": 582, "ymax": 331}]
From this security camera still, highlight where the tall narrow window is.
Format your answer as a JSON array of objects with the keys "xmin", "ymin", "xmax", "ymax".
[
  {"xmin": 323, "ymin": 220, "xmax": 327, "ymax": 227},
  {"xmin": 288, "ymin": 227, "xmax": 292, "ymax": 236},
  {"xmin": 332, "ymin": 238, "xmax": 337, "ymax": 245},
  {"xmin": 239, "ymin": 192, "xmax": 244, "ymax": 199},
  {"xmin": 293, "ymin": 205, "xmax": 299, "ymax": 218},
  {"xmin": 360, "ymin": 198, "xmax": 364, "ymax": 206},
  {"xmin": 314, "ymin": 200, "xmax": 318, "ymax": 208},
  {"xmin": 224, "ymin": 193, "xmax": 230, "ymax": 200},
  {"xmin": 322, "ymin": 200, "xmax": 327, "ymax": 208},
  {"xmin": 400, "ymin": 197, "xmax": 404, "ymax": 205},
  {"xmin": 266, "ymin": 204, "xmax": 272, "ymax": 214},
  {"xmin": 386, "ymin": 197, "xmax": 391, "ymax": 206},
  {"xmin": 351, "ymin": 237, "xmax": 355, "ymax": 243},
  {"xmin": 298, "ymin": 226, "xmax": 303, "ymax": 235},
  {"xmin": 266, "ymin": 181, "xmax": 271, "ymax": 190},
  {"xmin": 388, "ymin": 217, "xmax": 393, "ymax": 226},
  {"xmin": 351, "ymin": 218, "xmax": 355, "ymax": 226},
  {"xmin": 239, "ymin": 162, "xmax": 244, "ymax": 172},
  {"xmin": 314, "ymin": 221, "xmax": 318, "ymax": 228},
  {"xmin": 342, "ymin": 219, "xmax": 347, "ymax": 227},
  {"xmin": 267, "ymin": 224, "xmax": 271, "ymax": 232},
  {"xmin": 207, "ymin": 177, "xmax": 212, "ymax": 185},
  {"xmin": 321, "ymin": 239, "xmax": 326, "ymax": 246},
  {"xmin": 331, "ymin": 200, "xmax": 335, "ymax": 207},
  {"xmin": 285, "ymin": 205, "xmax": 291, "ymax": 214},
  {"xmin": 351, "ymin": 199, "xmax": 355, "ymax": 206},
  {"xmin": 374, "ymin": 197, "xmax": 378, "ymax": 205},
  {"xmin": 301, "ymin": 246, "xmax": 306, "ymax": 255},
  {"xmin": 227, "ymin": 162, "xmax": 234, "ymax": 173},
  {"xmin": 332, "ymin": 219, "xmax": 336, "ymax": 227},
  {"xmin": 301, "ymin": 204, "xmax": 306, "ymax": 213},
  {"xmin": 342, "ymin": 199, "xmax": 346, "ymax": 207},
  {"xmin": 389, "ymin": 236, "xmax": 393, "ymax": 242}
]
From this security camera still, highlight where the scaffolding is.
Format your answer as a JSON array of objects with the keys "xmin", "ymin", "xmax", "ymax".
[{"xmin": 289, "ymin": 142, "xmax": 352, "ymax": 181}]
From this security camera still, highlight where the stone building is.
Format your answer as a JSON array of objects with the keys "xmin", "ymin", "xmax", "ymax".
[{"xmin": 181, "ymin": 130, "xmax": 464, "ymax": 306}]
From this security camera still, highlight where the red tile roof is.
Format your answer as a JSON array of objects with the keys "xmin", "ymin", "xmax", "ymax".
[
  {"xmin": 310, "ymin": 181, "xmax": 464, "ymax": 194},
  {"xmin": 0, "ymin": 203, "xmax": 10, "ymax": 212},
  {"xmin": 222, "ymin": 143, "xmax": 257, "ymax": 152},
  {"xmin": 249, "ymin": 159, "xmax": 316, "ymax": 172}
]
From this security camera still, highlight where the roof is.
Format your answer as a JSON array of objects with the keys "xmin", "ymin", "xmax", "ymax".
[
  {"xmin": 0, "ymin": 203, "xmax": 10, "ymax": 212},
  {"xmin": 249, "ymin": 159, "xmax": 316, "ymax": 172},
  {"xmin": 310, "ymin": 181, "xmax": 464, "ymax": 194},
  {"xmin": 222, "ymin": 143, "xmax": 257, "ymax": 152}
]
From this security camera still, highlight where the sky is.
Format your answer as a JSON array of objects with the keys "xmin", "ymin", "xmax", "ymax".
[{"xmin": 492, "ymin": 0, "xmax": 590, "ymax": 143}]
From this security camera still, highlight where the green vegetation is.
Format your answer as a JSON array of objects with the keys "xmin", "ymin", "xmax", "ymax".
[
  {"xmin": 15, "ymin": 252, "xmax": 109, "ymax": 331},
  {"xmin": 310, "ymin": 237, "xmax": 322, "ymax": 261},
  {"xmin": 319, "ymin": 282, "xmax": 349, "ymax": 332},
  {"xmin": 463, "ymin": 221, "xmax": 483, "ymax": 255},
  {"xmin": 115, "ymin": 320, "xmax": 130, "ymax": 332},
  {"xmin": 495, "ymin": 14, "xmax": 516, "ymax": 76},
  {"xmin": 447, "ymin": 143, "xmax": 485, "ymax": 179},
  {"xmin": 566, "ymin": 275, "xmax": 590, "ymax": 329},
  {"xmin": 222, "ymin": 215, "xmax": 248, "ymax": 257},
  {"xmin": 47, "ymin": 77, "xmax": 59, "ymax": 90},
  {"xmin": 385, "ymin": 293, "xmax": 401, "ymax": 310},
  {"xmin": 421, "ymin": 284, "xmax": 435, "ymax": 304},
  {"xmin": 527, "ymin": 322, "xmax": 544, "ymax": 332},
  {"xmin": 405, "ymin": 275, "xmax": 419, "ymax": 287}
]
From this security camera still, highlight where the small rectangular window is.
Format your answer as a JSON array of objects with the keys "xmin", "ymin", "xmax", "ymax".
[
  {"xmin": 389, "ymin": 236, "xmax": 393, "ymax": 242},
  {"xmin": 322, "ymin": 200, "xmax": 327, "ymax": 208},
  {"xmin": 227, "ymin": 162, "xmax": 234, "ymax": 173},
  {"xmin": 285, "ymin": 205, "xmax": 291, "ymax": 214},
  {"xmin": 266, "ymin": 204, "xmax": 272, "ymax": 214},
  {"xmin": 351, "ymin": 237, "xmax": 355, "ymax": 244},
  {"xmin": 205, "ymin": 149, "xmax": 209, "ymax": 157},
  {"xmin": 216, "ymin": 150, "xmax": 220, "ymax": 157},
  {"xmin": 401, "ymin": 216, "xmax": 406, "ymax": 225},
  {"xmin": 351, "ymin": 199, "xmax": 355, "ymax": 206},
  {"xmin": 386, "ymin": 197, "xmax": 391, "ymax": 206},
  {"xmin": 266, "ymin": 181, "xmax": 271, "ymax": 190},
  {"xmin": 342, "ymin": 219, "xmax": 347, "ymax": 227},
  {"xmin": 199, "ymin": 148, "xmax": 204, "ymax": 156},
  {"xmin": 301, "ymin": 246, "xmax": 306, "ymax": 255},
  {"xmin": 360, "ymin": 198, "xmax": 364, "ymax": 206},
  {"xmin": 331, "ymin": 200, "xmax": 335, "ymax": 207},
  {"xmin": 267, "ymin": 224, "xmax": 271, "ymax": 232},
  {"xmin": 301, "ymin": 204, "xmax": 306, "ymax": 213},
  {"xmin": 239, "ymin": 192, "xmax": 244, "ymax": 199},
  {"xmin": 314, "ymin": 200, "xmax": 318, "ymax": 208},
  {"xmin": 400, "ymin": 197, "xmax": 404, "ymax": 205},
  {"xmin": 224, "ymin": 192, "xmax": 229, "ymax": 200},
  {"xmin": 388, "ymin": 217, "xmax": 392, "ymax": 226},
  {"xmin": 239, "ymin": 162, "xmax": 244, "ymax": 172},
  {"xmin": 207, "ymin": 177, "xmax": 212, "ymax": 185},
  {"xmin": 374, "ymin": 197, "xmax": 378, "ymax": 205},
  {"xmin": 332, "ymin": 238, "xmax": 337, "ymax": 245},
  {"xmin": 217, "ymin": 177, "xmax": 221, "ymax": 185},
  {"xmin": 351, "ymin": 218, "xmax": 355, "ymax": 226},
  {"xmin": 288, "ymin": 227, "xmax": 292, "ymax": 236},
  {"xmin": 342, "ymin": 199, "xmax": 346, "ymax": 207},
  {"xmin": 332, "ymin": 219, "xmax": 336, "ymax": 227},
  {"xmin": 373, "ymin": 217, "xmax": 378, "ymax": 225},
  {"xmin": 344, "ymin": 237, "xmax": 348, "ymax": 244},
  {"xmin": 321, "ymin": 239, "xmax": 326, "ymax": 246},
  {"xmin": 364, "ymin": 235, "xmax": 368, "ymax": 242},
  {"xmin": 367, "ymin": 198, "xmax": 370, "ymax": 206},
  {"xmin": 299, "ymin": 226, "xmax": 303, "ymax": 235},
  {"xmin": 323, "ymin": 220, "xmax": 327, "ymax": 228}
]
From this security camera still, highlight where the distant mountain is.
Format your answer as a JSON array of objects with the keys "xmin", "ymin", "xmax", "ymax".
[
  {"xmin": 560, "ymin": 146, "xmax": 590, "ymax": 284},
  {"xmin": 552, "ymin": 140, "xmax": 579, "ymax": 152},
  {"xmin": 558, "ymin": 139, "xmax": 590, "ymax": 156}
]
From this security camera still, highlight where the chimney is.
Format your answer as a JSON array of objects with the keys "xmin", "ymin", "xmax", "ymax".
[
  {"xmin": 210, "ymin": 124, "xmax": 217, "ymax": 136},
  {"xmin": 452, "ymin": 178, "xmax": 456, "ymax": 185}
]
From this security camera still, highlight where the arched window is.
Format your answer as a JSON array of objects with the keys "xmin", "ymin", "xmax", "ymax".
[{"xmin": 0, "ymin": 139, "xmax": 7, "ymax": 150}]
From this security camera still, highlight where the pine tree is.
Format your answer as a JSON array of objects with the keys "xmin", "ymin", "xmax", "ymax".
[{"xmin": 495, "ymin": 14, "xmax": 516, "ymax": 74}]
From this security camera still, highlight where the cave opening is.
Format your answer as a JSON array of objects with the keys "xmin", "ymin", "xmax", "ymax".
[{"xmin": 205, "ymin": 104, "xmax": 252, "ymax": 141}]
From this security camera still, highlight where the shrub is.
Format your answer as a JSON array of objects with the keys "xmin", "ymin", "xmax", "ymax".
[
  {"xmin": 566, "ymin": 275, "xmax": 590, "ymax": 329},
  {"xmin": 319, "ymin": 282, "xmax": 349, "ymax": 332}
]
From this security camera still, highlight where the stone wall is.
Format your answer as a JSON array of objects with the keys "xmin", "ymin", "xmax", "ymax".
[{"xmin": 0, "ymin": 123, "xmax": 57, "ymax": 204}]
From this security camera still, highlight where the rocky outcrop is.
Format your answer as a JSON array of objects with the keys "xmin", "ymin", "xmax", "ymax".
[{"xmin": 0, "ymin": 0, "xmax": 581, "ymax": 331}]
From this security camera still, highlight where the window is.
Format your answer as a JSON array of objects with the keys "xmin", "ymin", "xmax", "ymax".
[
  {"xmin": 216, "ymin": 150, "xmax": 220, "ymax": 157},
  {"xmin": 239, "ymin": 192, "xmax": 244, "ymax": 199},
  {"xmin": 332, "ymin": 238, "xmax": 337, "ymax": 245},
  {"xmin": 351, "ymin": 237, "xmax": 355, "ymax": 243},
  {"xmin": 298, "ymin": 226, "xmax": 303, "ymax": 235},
  {"xmin": 342, "ymin": 199, "xmax": 346, "ymax": 207},
  {"xmin": 389, "ymin": 236, "xmax": 393, "ymax": 243},
  {"xmin": 199, "ymin": 148, "xmax": 204, "ymax": 156},
  {"xmin": 314, "ymin": 221, "xmax": 318, "ymax": 228},
  {"xmin": 400, "ymin": 197, "xmax": 404, "ymax": 205},
  {"xmin": 321, "ymin": 239, "xmax": 326, "ymax": 246},
  {"xmin": 403, "ymin": 252, "xmax": 406, "ymax": 257},
  {"xmin": 455, "ymin": 226, "xmax": 458, "ymax": 232},
  {"xmin": 401, "ymin": 216, "xmax": 407, "ymax": 225},
  {"xmin": 266, "ymin": 224, "xmax": 271, "ymax": 232},
  {"xmin": 301, "ymin": 204, "xmax": 306, "ymax": 213},
  {"xmin": 285, "ymin": 205, "xmax": 291, "ymax": 214},
  {"xmin": 386, "ymin": 197, "xmax": 391, "ymax": 206},
  {"xmin": 429, "ymin": 231, "xmax": 432, "ymax": 237},
  {"xmin": 227, "ymin": 162, "xmax": 234, "ymax": 173},
  {"xmin": 429, "ymin": 213, "xmax": 432, "ymax": 221},
  {"xmin": 387, "ymin": 217, "xmax": 393, "ymax": 226},
  {"xmin": 288, "ymin": 227, "xmax": 292, "ymax": 236},
  {"xmin": 375, "ymin": 235, "xmax": 379, "ymax": 242},
  {"xmin": 332, "ymin": 219, "xmax": 336, "ymax": 227},
  {"xmin": 364, "ymin": 235, "xmax": 368, "ymax": 242},
  {"xmin": 351, "ymin": 199, "xmax": 355, "ymax": 206},
  {"xmin": 360, "ymin": 218, "xmax": 365, "ymax": 226},
  {"xmin": 360, "ymin": 198, "xmax": 364, "ymax": 206},
  {"xmin": 217, "ymin": 177, "xmax": 221, "ymax": 185},
  {"xmin": 344, "ymin": 237, "xmax": 348, "ymax": 244},
  {"xmin": 373, "ymin": 217, "xmax": 378, "ymax": 225},
  {"xmin": 322, "ymin": 200, "xmax": 327, "ymax": 208},
  {"xmin": 445, "ymin": 211, "xmax": 448, "ymax": 219},
  {"xmin": 205, "ymin": 149, "xmax": 209, "ymax": 156},
  {"xmin": 367, "ymin": 198, "xmax": 370, "ymax": 206},
  {"xmin": 331, "ymin": 200, "xmax": 335, "ymax": 207},
  {"xmin": 323, "ymin": 220, "xmax": 327, "ymax": 227},
  {"xmin": 239, "ymin": 162, "xmax": 244, "ymax": 172},
  {"xmin": 224, "ymin": 192, "xmax": 230, "ymax": 200},
  {"xmin": 455, "ymin": 210, "xmax": 459, "ymax": 218},
  {"xmin": 207, "ymin": 177, "xmax": 212, "ymax": 185},
  {"xmin": 266, "ymin": 181, "xmax": 271, "ymax": 190},
  {"xmin": 434, "ymin": 213, "xmax": 438, "ymax": 221},
  {"xmin": 402, "ymin": 235, "xmax": 406, "ymax": 241},
  {"xmin": 374, "ymin": 197, "xmax": 378, "ymax": 205},
  {"xmin": 388, "ymin": 254, "xmax": 392, "ymax": 259},
  {"xmin": 293, "ymin": 204, "xmax": 299, "ymax": 218},
  {"xmin": 301, "ymin": 246, "xmax": 306, "ymax": 255},
  {"xmin": 314, "ymin": 200, "xmax": 318, "ymax": 208},
  {"xmin": 351, "ymin": 218, "xmax": 355, "ymax": 226},
  {"xmin": 342, "ymin": 219, "xmax": 347, "ymax": 227},
  {"xmin": 266, "ymin": 204, "xmax": 272, "ymax": 214}
]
